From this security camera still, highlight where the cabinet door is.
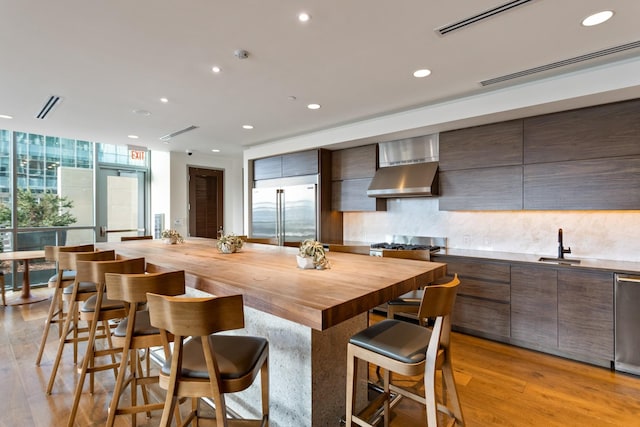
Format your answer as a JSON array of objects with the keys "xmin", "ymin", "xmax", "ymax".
[
  {"xmin": 332, "ymin": 145, "xmax": 377, "ymax": 180},
  {"xmin": 439, "ymin": 120, "xmax": 523, "ymax": 171},
  {"xmin": 524, "ymin": 157, "xmax": 640, "ymax": 210},
  {"xmin": 282, "ymin": 150, "xmax": 318, "ymax": 177},
  {"xmin": 253, "ymin": 156, "xmax": 282, "ymax": 180},
  {"xmin": 523, "ymin": 99, "xmax": 640, "ymax": 164},
  {"xmin": 332, "ymin": 179, "xmax": 386, "ymax": 212},
  {"xmin": 439, "ymin": 166, "xmax": 523, "ymax": 211},
  {"xmin": 511, "ymin": 266, "xmax": 558, "ymax": 348},
  {"xmin": 558, "ymin": 269, "xmax": 613, "ymax": 360}
]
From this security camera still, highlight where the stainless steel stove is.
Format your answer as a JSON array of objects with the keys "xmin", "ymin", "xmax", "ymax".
[{"xmin": 369, "ymin": 235, "xmax": 446, "ymax": 260}]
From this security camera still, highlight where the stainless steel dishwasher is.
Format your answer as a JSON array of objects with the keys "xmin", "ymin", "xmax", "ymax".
[{"xmin": 615, "ymin": 274, "xmax": 640, "ymax": 375}]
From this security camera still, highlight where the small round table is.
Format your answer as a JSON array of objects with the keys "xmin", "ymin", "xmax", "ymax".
[{"xmin": 0, "ymin": 250, "xmax": 47, "ymax": 306}]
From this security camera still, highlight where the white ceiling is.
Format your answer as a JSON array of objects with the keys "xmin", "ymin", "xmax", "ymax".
[{"xmin": 1, "ymin": 1, "xmax": 640, "ymax": 156}]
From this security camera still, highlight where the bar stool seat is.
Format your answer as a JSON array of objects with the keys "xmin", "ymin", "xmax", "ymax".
[
  {"xmin": 162, "ymin": 335, "xmax": 268, "ymax": 381},
  {"xmin": 80, "ymin": 294, "xmax": 125, "ymax": 312},
  {"xmin": 350, "ymin": 319, "xmax": 431, "ymax": 364},
  {"xmin": 113, "ymin": 310, "xmax": 158, "ymax": 337},
  {"xmin": 48, "ymin": 270, "xmax": 77, "ymax": 287},
  {"xmin": 63, "ymin": 281, "xmax": 97, "ymax": 295}
]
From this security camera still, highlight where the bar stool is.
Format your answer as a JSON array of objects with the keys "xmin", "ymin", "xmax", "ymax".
[
  {"xmin": 36, "ymin": 244, "xmax": 95, "ymax": 366},
  {"xmin": 67, "ymin": 256, "xmax": 147, "ymax": 426},
  {"xmin": 147, "ymin": 293, "xmax": 270, "ymax": 427},
  {"xmin": 46, "ymin": 249, "xmax": 116, "ymax": 394},
  {"xmin": 345, "ymin": 274, "xmax": 463, "ymax": 427},
  {"xmin": 104, "ymin": 270, "xmax": 186, "ymax": 427}
]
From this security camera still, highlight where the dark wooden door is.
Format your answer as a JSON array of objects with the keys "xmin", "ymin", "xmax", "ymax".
[{"xmin": 188, "ymin": 167, "xmax": 224, "ymax": 238}]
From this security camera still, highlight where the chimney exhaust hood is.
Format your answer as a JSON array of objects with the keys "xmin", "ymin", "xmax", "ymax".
[{"xmin": 367, "ymin": 134, "xmax": 439, "ymax": 198}]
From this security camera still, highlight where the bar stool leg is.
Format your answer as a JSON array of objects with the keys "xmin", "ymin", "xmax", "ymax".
[
  {"xmin": 36, "ymin": 287, "xmax": 63, "ymax": 365},
  {"xmin": 46, "ymin": 298, "xmax": 77, "ymax": 394}
]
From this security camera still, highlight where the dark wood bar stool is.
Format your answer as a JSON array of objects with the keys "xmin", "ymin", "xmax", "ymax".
[
  {"xmin": 36, "ymin": 244, "xmax": 95, "ymax": 366},
  {"xmin": 147, "ymin": 293, "xmax": 270, "ymax": 427},
  {"xmin": 104, "ymin": 270, "xmax": 186, "ymax": 427},
  {"xmin": 345, "ymin": 274, "xmax": 463, "ymax": 427},
  {"xmin": 66, "ymin": 256, "xmax": 147, "ymax": 426}
]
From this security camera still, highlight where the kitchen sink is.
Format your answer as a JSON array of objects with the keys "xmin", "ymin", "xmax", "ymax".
[{"xmin": 538, "ymin": 257, "xmax": 581, "ymax": 265}]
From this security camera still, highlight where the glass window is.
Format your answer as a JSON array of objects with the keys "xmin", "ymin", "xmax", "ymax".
[{"xmin": 98, "ymin": 143, "xmax": 147, "ymax": 167}]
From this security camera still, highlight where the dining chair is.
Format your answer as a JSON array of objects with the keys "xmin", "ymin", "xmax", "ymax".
[
  {"xmin": 46, "ymin": 249, "xmax": 117, "ymax": 395},
  {"xmin": 36, "ymin": 244, "xmax": 95, "ymax": 366},
  {"xmin": 104, "ymin": 270, "xmax": 186, "ymax": 427},
  {"xmin": 345, "ymin": 274, "xmax": 463, "ymax": 427},
  {"xmin": 147, "ymin": 293, "xmax": 270, "ymax": 427},
  {"xmin": 66, "ymin": 256, "xmax": 147, "ymax": 426}
]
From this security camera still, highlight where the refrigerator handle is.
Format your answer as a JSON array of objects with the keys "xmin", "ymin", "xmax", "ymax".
[{"xmin": 276, "ymin": 189, "xmax": 284, "ymax": 246}]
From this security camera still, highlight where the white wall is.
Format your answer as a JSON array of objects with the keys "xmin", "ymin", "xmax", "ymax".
[
  {"xmin": 344, "ymin": 199, "xmax": 640, "ymax": 263},
  {"xmin": 164, "ymin": 151, "xmax": 244, "ymax": 239}
]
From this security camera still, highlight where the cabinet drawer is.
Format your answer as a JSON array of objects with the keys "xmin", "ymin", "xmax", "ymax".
[
  {"xmin": 436, "ymin": 257, "xmax": 511, "ymax": 283},
  {"xmin": 452, "ymin": 295, "xmax": 510, "ymax": 339},
  {"xmin": 458, "ymin": 277, "xmax": 510, "ymax": 303}
]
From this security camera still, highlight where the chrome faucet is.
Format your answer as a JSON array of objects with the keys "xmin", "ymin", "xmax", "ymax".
[{"xmin": 558, "ymin": 228, "xmax": 571, "ymax": 259}]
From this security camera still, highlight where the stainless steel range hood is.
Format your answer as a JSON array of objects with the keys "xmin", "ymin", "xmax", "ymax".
[{"xmin": 367, "ymin": 134, "xmax": 439, "ymax": 198}]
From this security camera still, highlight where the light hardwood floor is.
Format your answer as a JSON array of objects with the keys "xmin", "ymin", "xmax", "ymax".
[{"xmin": 2, "ymin": 288, "xmax": 640, "ymax": 426}]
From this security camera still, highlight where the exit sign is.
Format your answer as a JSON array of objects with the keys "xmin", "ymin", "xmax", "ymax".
[{"xmin": 130, "ymin": 150, "xmax": 145, "ymax": 160}]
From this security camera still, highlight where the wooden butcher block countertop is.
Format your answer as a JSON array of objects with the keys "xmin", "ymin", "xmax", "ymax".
[{"xmin": 99, "ymin": 238, "xmax": 446, "ymax": 331}]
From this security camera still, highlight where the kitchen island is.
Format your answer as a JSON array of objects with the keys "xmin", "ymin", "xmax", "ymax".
[{"xmin": 99, "ymin": 238, "xmax": 446, "ymax": 426}]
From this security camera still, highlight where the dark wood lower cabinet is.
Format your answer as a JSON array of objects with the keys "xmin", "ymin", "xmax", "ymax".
[
  {"xmin": 558, "ymin": 269, "xmax": 614, "ymax": 361},
  {"xmin": 511, "ymin": 266, "xmax": 558, "ymax": 348},
  {"xmin": 435, "ymin": 254, "xmax": 615, "ymax": 367}
]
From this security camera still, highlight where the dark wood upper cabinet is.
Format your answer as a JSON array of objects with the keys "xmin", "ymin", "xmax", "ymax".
[
  {"xmin": 524, "ymin": 157, "xmax": 640, "ymax": 210},
  {"xmin": 331, "ymin": 144, "xmax": 386, "ymax": 212},
  {"xmin": 523, "ymin": 98, "xmax": 640, "ymax": 164},
  {"xmin": 253, "ymin": 156, "xmax": 283, "ymax": 180},
  {"xmin": 331, "ymin": 145, "xmax": 378, "ymax": 180},
  {"xmin": 253, "ymin": 150, "xmax": 319, "ymax": 180},
  {"xmin": 439, "ymin": 120, "xmax": 523, "ymax": 171},
  {"xmin": 282, "ymin": 150, "xmax": 319, "ymax": 177},
  {"xmin": 439, "ymin": 166, "xmax": 523, "ymax": 211}
]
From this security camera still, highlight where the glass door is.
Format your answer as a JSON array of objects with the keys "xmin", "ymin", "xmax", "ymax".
[{"xmin": 96, "ymin": 167, "xmax": 146, "ymax": 242}]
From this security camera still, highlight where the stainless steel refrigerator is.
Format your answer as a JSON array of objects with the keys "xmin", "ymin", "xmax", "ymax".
[{"xmin": 251, "ymin": 184, "xmax": 317, "ymax": 245}]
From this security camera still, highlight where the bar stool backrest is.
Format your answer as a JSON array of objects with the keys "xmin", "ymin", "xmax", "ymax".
[
  {"xmin": 75, "ymin": 257, "xmax": 146, "ymax": 286},
  {"xmin": 147, "ymin": 293, "xmax": 244, "ymax": 337},
  {"xmin": 105, "ymin": 270, "xmax": 186, "ymax": 304},
  {"xmin": 58, "ymin": 249, "xmax": 116, "ymax": 272},
  {"xmin": 45, "ymin": 244, "xmax": 95, "ymax": 263},
  {"xmin": 417, "ymin": 274, "xmax": 460, "ymax": 321}
]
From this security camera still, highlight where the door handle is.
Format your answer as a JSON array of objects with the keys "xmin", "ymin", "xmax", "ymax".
[{"xmin": 99, "ymin": 226, "xmax": 107, "ymax": 237}]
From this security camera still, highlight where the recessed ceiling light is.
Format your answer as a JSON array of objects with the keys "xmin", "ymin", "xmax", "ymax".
[
  {"xmin": 298, "ymin": 12, "xmax": 311, "ymax": 22},
  {"xmin": 242, "ymin": 125, "xmax": 254, "ymax": 130},
  {"xmin": 212, "ymin": 66, "xmax": 222, "ymax": 73},
  {"xmin": 0, "ymin": 114, "xmax": 13, "ymax": 119},
  {"xmin": 582, "ymin": 10, "xmax": 614, "ymax": 27},
  {"xmin": 307, "ymin": 103, "xmax": 321, "ymax": 110},
  {"xmin": 211, "ymin": 149, "xmax": 220, "ymax": 153},
  {"xmin": 127, "ymin": 135, "xmax": 139, "ymax": 139},
  {"xmin": 413, "ymin": 69, "xmax": 432, "ymax": 78},
  {"xmin": 160, "ymin": 97, "xmax": 169, "ymax": 103}
]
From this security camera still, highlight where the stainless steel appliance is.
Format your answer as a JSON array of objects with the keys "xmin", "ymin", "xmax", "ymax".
[
  {"xmin": 251, "ymin": 184, "xmax": 317, "ymax": 245},
  {"xmin": 615, "ymin": 273, "xmax": 640, "ymax": 375},
  {"xmin": 369, "ymin": 235, "xmax": 446, "ymax": 260}
]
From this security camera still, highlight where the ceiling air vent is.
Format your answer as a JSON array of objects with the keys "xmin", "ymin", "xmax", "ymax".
[
  {"xmin": 159, "ymin": 125, "xmax": 199, "ymax": 141},
  {"xmin": 36, "ymin": 95, "xmax": 62, "ymax": 119},
  {"xmin": 480, "ymin": 40, "xmax": 640, "ymax": 86},
  {"xmin": 436, "ymin": 0, "xmax": 535, "ymax": 36}
]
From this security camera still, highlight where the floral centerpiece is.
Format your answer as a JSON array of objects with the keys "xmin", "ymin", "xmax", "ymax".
[
  {"xmin": 297, "ymin": 239, "xmax": 329, "ymax": 269},
  {"xmin": 217, "ymin": 233, "xmax": 244, "ymax": 254},
  {"xmin": 161, "ymin": 229, "xmax": 184, "ymax": 244}
]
